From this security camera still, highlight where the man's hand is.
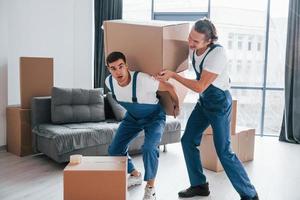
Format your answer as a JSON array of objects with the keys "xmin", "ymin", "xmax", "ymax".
[
  {"xmin": 156, "ymin": 70, "xmax": 175, "ymax": 82},
  {"xmin": 158, "ymin": 80, "xmax": 180, "ymax": 118}
]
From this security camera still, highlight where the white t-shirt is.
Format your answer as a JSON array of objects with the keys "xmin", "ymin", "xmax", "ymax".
[
  {"xmin": 190, "ymin": 45, "xmax": 230, "ymax": 91},
  {"xmin": 105, "ymin": 71, "xmax": 160, "ymax": 104}
]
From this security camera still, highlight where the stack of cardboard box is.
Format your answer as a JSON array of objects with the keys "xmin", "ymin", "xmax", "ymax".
[
  {"xmin": 6, "ymin": 57, "xmax": 53, "ymax": 156},
  {"xmin": 103, "ymin": 20, "xmax": 190, "ymax": 116},
  {"xmin": 64, "ymin": 156, "xmax": 127, "ymax": 200},
  {"xmin": 200, "ymin": 101, "xmax": 256, "ymax": 172}
]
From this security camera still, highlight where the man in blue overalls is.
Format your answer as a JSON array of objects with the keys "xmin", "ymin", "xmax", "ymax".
[
  {"xmin": 157, "ymin": 18, "xmax": 259, "ymax": 200},
  {"xmin": 105, "ymin": 51, "xmax": 179, "ymax": 200}
]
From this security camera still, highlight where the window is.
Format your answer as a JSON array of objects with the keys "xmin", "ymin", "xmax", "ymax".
[
  {"xmin": 211, "ymin": 1, "xmax": 267, "ymax": 87},
  {"xmin": 231, "ymin": 89, "xmax": 263, "ymax": 133},
  {"xmin": 228, "ymin": 41, "xmax": 233, "ymax": 50},
  {"xmin": 228, "ymin": 59, "xmax": 233, "ymax": 69},
  {"xmin": 247, "ymin": 36, "xmax": 253, "ymax": 51},
  {"xmin": 236, "ymin": 60, "xmax": 242, "ymax": 75},
  {"xmin": 247, "ymin": 60, "xmax": 252, "ymax": 68},
  {"xmin": 266, "ymin": 0, "xmax": 288, "ymax": 88},
  {"xmin": 228, "ymin": 33, "xmax": 234, "ymax": 50},
  {"xmin": 123, "ymin": 0, "xmax": 152, "ymax": 20},
  {"xmin": 257, "ymin": 36, "xmax": 263, "ymax": 51},
  {"xmin": 238, "ymin": 35, "xmax": 243, "ymax": 50},
  {"xmin": 154, "ymin": 0, "xmax": 209, "ymax": 12},
  {"xmin": 248, "ymin": 42, "xmax": 252, "ymax": 51},
  {"xmin": 122, "ymin": 0, "xmax": 288, "ymax": 136},
  {"xmin": 264, "ymin": 91, "xmax": 284, "ymax": 135},
  {"xmin": 257, "ymin": 42, "xmax": 261, "ymax": 51}
]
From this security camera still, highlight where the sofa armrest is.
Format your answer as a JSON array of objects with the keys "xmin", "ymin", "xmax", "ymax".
[
  {"xmin": 104, "ymin": 94, "xmax": 116, "ymax": 120},
  {"xmin": 31, "ymin": 96, "xmax": 51, "ymax": 152},
  {"xmin": 31, "ymin": 96, "xmax": 52, "ymax": 127}
]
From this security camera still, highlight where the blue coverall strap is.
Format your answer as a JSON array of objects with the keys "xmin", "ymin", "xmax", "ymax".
[
  {"xmin": 132, "ymin": 71, "xmax": 139, "ymax": 103},
  {"xmin": 192, "ymin": 44, "xmax": 222, "ymax": 80},
  {"xmin": 109, "ymin": 75, "xmax": 117, "ymax": 100},
  {"xmin": 192, "ymin": 50, "xmax": 199, "ymax": 80}
]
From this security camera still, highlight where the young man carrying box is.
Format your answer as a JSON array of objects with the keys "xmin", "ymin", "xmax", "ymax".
[{"xmin": 105, "ymin": 51, "xmax": 179, "ymax": 200}]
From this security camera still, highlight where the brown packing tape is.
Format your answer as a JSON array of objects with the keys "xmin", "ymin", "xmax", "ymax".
[{"xmin": 20, "ymin": 57, "xmax": 53, "ymax": 109}]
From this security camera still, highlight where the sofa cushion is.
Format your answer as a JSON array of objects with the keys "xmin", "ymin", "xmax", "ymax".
[
  {"xmin": 33, "ymin": 117, "xmax": 181, "ymax": 157},
  {"xmin": 51, "ymin": 87, "xmax": 105, "ymax": 124},
  {"xmin": 34, "ymin": 122, "xmax": 119, "ymax": 155},
  {"xmin": 107, "ymin": 92, "xmax": 126, "ymax": 121}
]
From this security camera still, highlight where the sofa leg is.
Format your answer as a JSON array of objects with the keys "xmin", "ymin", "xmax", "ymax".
[{"xmin": 163, "ymin": 144, "xmax": 167, "ymax": 152}]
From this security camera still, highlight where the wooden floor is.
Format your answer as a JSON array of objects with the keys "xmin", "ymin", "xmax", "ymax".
[{"xmin": 1, "ymin": 137, "xmax": 300, "ymax": 200}]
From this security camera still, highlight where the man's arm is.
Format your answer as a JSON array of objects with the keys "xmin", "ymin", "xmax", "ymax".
[
  {"xmin": 157, "ymin": 81, "xmax": 180, "ymax": 117},
  {"xmin": 157, "ymin": 70, "xmax": 218, "ymax": 94}
]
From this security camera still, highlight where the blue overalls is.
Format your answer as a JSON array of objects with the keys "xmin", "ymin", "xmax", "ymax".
[
  {"xmin": 108, "ymin": 71, "xmax": 166, "ymax": 181},
  {"xmin": 181, "ymin": 44, "xmax": 257, "ymax": 198}
]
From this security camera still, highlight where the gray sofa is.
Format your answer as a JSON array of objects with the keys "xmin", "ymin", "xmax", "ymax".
[{"xmin": 31, "ymin": 87, "xmax": 181, "ymax": 163}]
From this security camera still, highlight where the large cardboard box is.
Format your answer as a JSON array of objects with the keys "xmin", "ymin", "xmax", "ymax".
[
  {"xmin": 103, "ymin": 20, "xmax": 189, "ymax": 75},
  {"xmin": 6, "ymin": 106, "xmax": 32, "ymax": 156},
  {"xmin": 64, "ymin": 156, "xmax": 127, "ymax": 200},
  {"xmin": 103, "ymin": 20, "xmax": 189, "ymax": 116},
  {"xmin": 199, "ymin": 128, "xmax": 255, "ymax": 172},
  {"xmin": 20, "ymin": 57, "xmax": 53, "ymax": 109},
  {"xmin": 204, "ymin": 99, "xmax": 237, "ymax": 135}
]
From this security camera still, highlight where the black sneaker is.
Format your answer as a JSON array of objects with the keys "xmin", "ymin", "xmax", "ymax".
[
  {"xmin": 178, "ymin": 182, "xmax": 210, "ymax": 198},
  {"xmin": 241, "ymin": 194, "xmax": 259, "ymax": 200}
]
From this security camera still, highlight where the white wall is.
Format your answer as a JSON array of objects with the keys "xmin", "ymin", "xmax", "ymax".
[
  {"xmin": 0, "ymin": 0, "xmax": 94, "ymax": 146},
  {"xmin": 74, "ymin": 0, "xmax": 94, "ymax": 88},
  {"xmin": 0, "ymin": 0, "xmax": 9, "ymax": 147}
]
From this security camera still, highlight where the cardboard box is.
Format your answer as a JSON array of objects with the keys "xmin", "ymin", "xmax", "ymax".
[
  {"xmin": 157, "ymin": 71, "xmax": 188, "ymax": 116},
  {"xmin": 237, "ymin": 128, "xmax": 255, "ymax": 162},
  {"xmin": 103, "ymin": 20, "xmax": 189, "ymax": 75},
  {"xmin": 20, "ymin": 57, "xmax": 53, "ymax": 109},
  {"xmin": 6, "ymin": 106, "xmax": 32, "ymax": 156},
  {"xmin": 64, "ymin": 156, "xmax": 127, "ymax": 200},
  {"xmin": 103, "ymin": 20, "xmax": 190, "ymax": 116},
  {"xmin": 204, "ymin": 99, "xmax": 237, "ymax": 135},
  {"xmin": 199, "ymin": 128, "xmax": 255, "ymax": 172}
]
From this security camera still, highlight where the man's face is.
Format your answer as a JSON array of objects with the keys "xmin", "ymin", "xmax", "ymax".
[
  {"xmin": 107, "ymin": 58, "xmax": 129, "ymax": 84},
  {"xmin": 188, "ymin": 28, "xmax": 211, "ymax": 50}
]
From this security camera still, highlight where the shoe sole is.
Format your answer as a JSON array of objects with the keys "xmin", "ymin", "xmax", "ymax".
[
  {"xmin": 127, "ymin": 182, "xmax": 142, "ymax": 188},
  {"xmin": 178, "ymin": 191, "xmax": 210, "ymax": 198}
]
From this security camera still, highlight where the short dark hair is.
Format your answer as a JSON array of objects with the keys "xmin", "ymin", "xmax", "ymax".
[
  {"xmin": 106, "ymin": 51, "xmax": 126, "ymax": 66},
  {"xmin": 194, "ymin": 18, "xmax": 218, "ymax": 44}
]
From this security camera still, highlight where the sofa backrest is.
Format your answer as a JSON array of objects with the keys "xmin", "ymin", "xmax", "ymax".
[
  {"xmin": 31, "ymin": 95, "xmax": 115, "ymax": 128},
  {"xmin": 51, "ymin": 87, "xmax": 105, "ymax": 124}
]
